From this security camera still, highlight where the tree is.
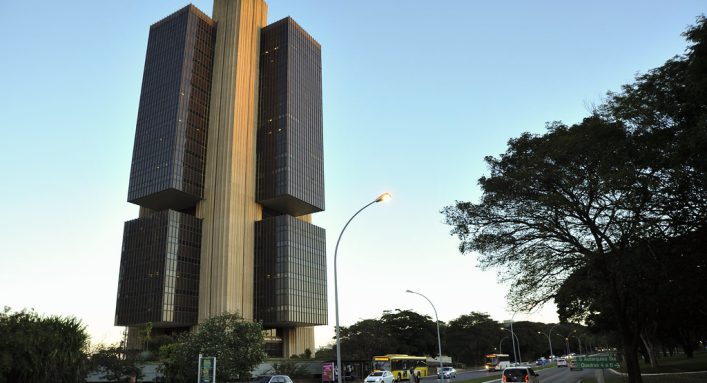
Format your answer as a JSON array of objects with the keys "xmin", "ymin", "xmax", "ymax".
[
  {"xmin": 445, "ymin": 312, "xmax": 500, "ymax": 366},
  {"xmin": 442, "ymin": 117, "xmax": 675, "ymax": 382},
  {"xmin": 159, "ymin": 312, "xmax": 266, "ymax": 383},
  {"xmin": 0, "ymin": 307, "xmax": 89, "ymax": 383},
  {"xmin": 139, "ymin": 322, "xmax": 153, "ymax": 352},
  {"xmin": 339, "ymin": 319, "xmax": 392, "ymax": 359},
  {"xmin": 443, "ymin": 17, "xmax": 707, "ymax": 383},
  {"xmin": 337, "ymin": 310, "xmax": 441, "ymax": 360},
  {"xmin": 555, "ymin": 229, "xmax": 707, "ymax": 365},
  {"xmin": 380, "ymin": 310, "xmax": 440, "ymax": 357},
  {"xmin": 89, "ymin": 345, "xmax": 144, "ymax": 382},
  {"xmin": 314, "ymin": 346, "xmax": 335, "ymax": 360}
]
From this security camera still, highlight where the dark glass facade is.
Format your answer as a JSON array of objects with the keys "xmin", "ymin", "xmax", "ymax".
[
  {"xmin": 254, "ymin": 215, "xmax": 327, "ymax": 327},
  {"xmin": 257, "ymin": 17, "xmax": 325, "ymax": 217},
  {"xmin": 127, "ymin": 5, "xmax": 216, "ymax": 211},
  {"xmin": 115, "ymin": 210, "xmax": 202, "ymax": 327},
  {"xmin": 117, "ymin": 5, "xmax": 327, "ymax": 356},
  {"xmin": 117, "ymin": 5, "xmax": 214, "ymax": 329}
]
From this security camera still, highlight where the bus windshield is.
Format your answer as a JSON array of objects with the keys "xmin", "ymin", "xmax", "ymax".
[
  {"xmin": 485, "ymin": 354, "xmax": 510, "ymax": 364},
  {"xmin": 372, "ymin": 361, "xmax": 391, "ymax": 371}
]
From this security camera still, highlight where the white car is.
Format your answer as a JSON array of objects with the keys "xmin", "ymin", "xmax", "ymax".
[
  {"xmin": 556, "ymin": 358, "xmax": 567, "ymax": 367},
  {"xmin": 438, "ymin": 367, "xmax": 456, "ymax": 379},
  {"xmin": 365, "ymin": 371, "xmax": 395, "ymax": 383},
  {"xmin": 254, "ymin": 375, "xmax": 293, "ymax": 383}
]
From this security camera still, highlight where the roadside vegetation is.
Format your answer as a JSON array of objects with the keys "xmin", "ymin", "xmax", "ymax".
[{"xmin": 0, "ymin": 307, "xmax": 89, "ymax": 382}]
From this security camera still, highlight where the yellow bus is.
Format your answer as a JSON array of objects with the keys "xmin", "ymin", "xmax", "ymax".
[{"xmin": 372, "ymin": 354, "xmax": 428, "ymax": 381}]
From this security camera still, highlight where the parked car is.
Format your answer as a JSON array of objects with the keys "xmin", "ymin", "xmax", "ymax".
[
  {"xmin": 502, "ymin": 366, "xmax": 539, "ymax": 383},
  {"xmin": 535, "ymin": 358, "xmax": 548, "ymax": 366},
  {"xmin": 254, "ymin": 375, "xmax": 294, "ymax": 383},
  {"xmin": 556, "ymin": 358, "xmax": 567, "ymax": 367},
  {"xmin": 364, "ymin": 371, "xmax": 395, "ymax": 383},
  {"xmin": 438, "ymin": 367, "xmax": 456, "ymax": 379}
]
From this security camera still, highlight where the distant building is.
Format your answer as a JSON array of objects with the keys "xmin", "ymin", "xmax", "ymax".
[{"xmin": 115, "ymin": 0, "xmax": 326, "ymax": 357}]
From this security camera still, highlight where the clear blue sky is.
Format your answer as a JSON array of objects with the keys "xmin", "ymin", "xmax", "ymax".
[{"xmin": 0, "ymin": 1, "xmax": 703, "ymax": 347}]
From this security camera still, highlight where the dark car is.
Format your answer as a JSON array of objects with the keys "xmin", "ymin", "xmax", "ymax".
[
  {"xmin": 535, "ymin": 358, "xmax": 548, "ymax": 366},
  {"xmin": 502, "ymin": 366, "xmax": 539, "ymax": 383}
]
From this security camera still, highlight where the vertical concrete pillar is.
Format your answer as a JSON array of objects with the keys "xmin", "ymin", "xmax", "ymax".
[{"xmin": 197, "ymin": 0, "xmax": 268, "ymax": 322}]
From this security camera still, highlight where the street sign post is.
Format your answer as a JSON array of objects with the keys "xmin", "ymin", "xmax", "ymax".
[
  {"xmin": 575, "ymin": 355, "xmax": 619, "ymax": 369},
  {"xmin": 198, "ymin": 354, "xmax": 217, "ymax": 383}
]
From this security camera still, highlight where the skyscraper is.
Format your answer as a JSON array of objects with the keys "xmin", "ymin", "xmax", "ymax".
[{"xmin": 115, "ymin": 0, "xmax": 326, "ymax": 357}]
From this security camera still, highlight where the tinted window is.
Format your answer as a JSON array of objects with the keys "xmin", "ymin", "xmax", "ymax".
[{"xmin": 503, "ymin": 369, "xmax": 528, "ymax": 382}]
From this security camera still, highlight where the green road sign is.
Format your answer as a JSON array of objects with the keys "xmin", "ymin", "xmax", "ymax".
[{"xmin": 575, "ymin": 355, "xmax": 620, "ymax": 369}]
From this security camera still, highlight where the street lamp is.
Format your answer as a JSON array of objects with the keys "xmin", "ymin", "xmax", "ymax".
[
  {"xmin": 334, "ymin": 192, "xmax": 391, "ymax": 383},
  {"xmin": 503, "ymin": 312, "xmax": 519, "ymax": 363},
  {"xmin": 500, "ymin": 327, "xmax": 521, "ymax": 363},
  {"xmin": 406, "ymin": 289, "xmax": 444, "ymax": 380},
  {"xmin": 538, "ymin": 324, "xmax": 559, "ymax": 359},
  {"xmin": 556, "ymin": 331, "xmax": 575, "ymax": 356}
]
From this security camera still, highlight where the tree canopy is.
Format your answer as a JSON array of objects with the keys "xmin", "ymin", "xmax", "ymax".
[
  {"xmin": 159, "ymin": 312, "xmax": 266, "ymax": 382},
  {"xmin": 337, "ymin": 309, "xmax": 439, "ymax": 360},
  {"xmin": 443, "ymin": 16, "xmax": 707, "ymax": 383},
  {"xmin": 0, "ymin": 307, "xmax": 90, "ymax": 383},
  {"xmin": 333, "ymin": 310, "xmax": 582, "ymax": 366}
]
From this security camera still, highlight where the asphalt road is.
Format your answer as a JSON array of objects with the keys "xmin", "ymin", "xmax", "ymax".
[{"xmin": 418, "ymin": 366, "xmax": 611, "ymax": 383}]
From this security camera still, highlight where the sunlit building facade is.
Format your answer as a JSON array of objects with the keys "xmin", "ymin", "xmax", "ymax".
[{"xmin": 115, "ymin": 0, "xmax": 326, "ymax": 357}]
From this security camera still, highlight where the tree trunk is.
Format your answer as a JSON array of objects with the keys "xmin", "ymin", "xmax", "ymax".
[
  {"xmin": 623, "ymin": 341, "xmax": 644, "ymax": 383},
  {"xmin": 640, "ymin": 333, "xmax": 658, "ymax": 368},
  {"xmin": 679, "ymin": 329, "xmax": 694, "ymax": 358},
  {"xmin": 682, "ymin": 342, "xmax": 694, "ymax": 358},
  {"xmin": 607, "ymin": 275, "xmax": 643, "ymax": 383}
]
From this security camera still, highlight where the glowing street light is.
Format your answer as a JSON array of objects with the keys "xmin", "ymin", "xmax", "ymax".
[{"xmin": 334, "ymin": 193, "xmax": 391, "ymax": 383}]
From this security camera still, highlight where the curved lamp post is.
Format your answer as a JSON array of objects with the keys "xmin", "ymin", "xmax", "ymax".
[
  {"xmin": 503, "ymin": 312, "xmax": 519, "ymax": 363},
  {"xmin": 406, "ymin": 289, "xmax": 444, "ymax": 380},
  {"xmin": 501, "ymin": 327, "xmax": 521, "ymax": 363},
  {"xmin": 538, "ymin": 324, "xmax": 559, "ymax": 358},
  {"xmin": 335, "ymin": 192, "xmax": 391, "ymax": 383},
  {"xmin": 556, "ymin": 330, "xmax": 575, "ymax": 355}
]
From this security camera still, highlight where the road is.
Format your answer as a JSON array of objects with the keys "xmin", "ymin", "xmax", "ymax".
[{"xmin": 419, "ymin": 366, "xmax": 608, "ymax": 383}]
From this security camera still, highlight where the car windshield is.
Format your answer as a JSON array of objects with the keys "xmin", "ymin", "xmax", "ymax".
[
  {"xmin": 443, "ymin": 368, "xmax": 453, "ymax": 371},
  {"xmin": 370, "ymin": 372, "xmax": 384, "ymax": 377},
  {"xmin": 254, "ymin": 377, "xmax": 272, "ymax": 383}
]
